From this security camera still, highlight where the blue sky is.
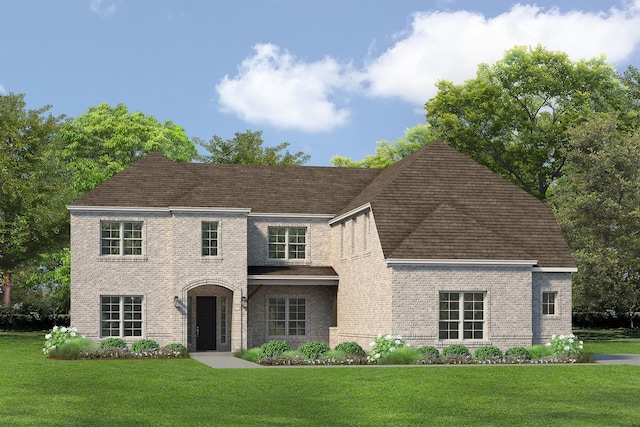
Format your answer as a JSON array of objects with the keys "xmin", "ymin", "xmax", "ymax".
[{"xmin": 2, "ymin": 1, "xmax": 640, "ymax": 165}]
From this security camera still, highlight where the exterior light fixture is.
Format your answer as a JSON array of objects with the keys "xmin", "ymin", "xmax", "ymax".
[
  {"xmin": 241, "ymin": 296, "xmax": 248, "ymax": 304},
  {"xmin": 174, "ymin": 295, "xmax": 180, "ymax": 308}
]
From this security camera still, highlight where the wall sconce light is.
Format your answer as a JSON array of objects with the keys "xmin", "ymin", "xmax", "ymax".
[
  {"xmin": 174, "ymin": 295, "xmax": 180, "ymax": 308},
  {"xmin": 241, "ymin": 296, "xmax": 248, "ymax": 304}
]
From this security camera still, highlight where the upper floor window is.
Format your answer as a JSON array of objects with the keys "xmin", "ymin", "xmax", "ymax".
[
  {"xmin": 201, "ymin": 222, "xmax": 219, "ymax": 256},
  {"xmin": 101, "ymin": 221, "xmax": 142, "ymax": 256},
  {"xmin": 268, "ymin": 227, "xmax": 306, "ymax": 259},
  {"xmin": 542, "ymin": 291, "xmax": 557, "ymax": 315}
]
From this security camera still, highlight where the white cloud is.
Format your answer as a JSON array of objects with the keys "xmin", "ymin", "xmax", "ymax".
[
  {"xmin": 0, "ymin": 82, "xmax": 5, "ymax": 94},
  {"xmin": 365, "ymin": 3, "xmax": 640, "ymax": 104},
  {"xmin": 90, "ymin": 0, "xmax": 117, "ymax": 16},
  {"xmin": 217, "ymin": 2, "xmax": 640, "ymax": 132},
  {"xmin": 216, "ymin": 43, "xmax": 363, "ymax": 133}
]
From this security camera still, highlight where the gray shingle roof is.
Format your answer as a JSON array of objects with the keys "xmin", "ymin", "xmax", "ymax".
[{"xmin": 70, "ymin": 141, "xmax": 575, "ymax": 268}]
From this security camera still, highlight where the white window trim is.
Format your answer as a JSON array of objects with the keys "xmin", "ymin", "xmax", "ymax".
[
  {"xmin": 99, "ymin": 220, "xmax": 146, "ymax": 259},
  {"xmin": 100, "ymin": 295, "xmax": 145, "ymax": 339},
  {"xmin": 438, "ymin": 291, "xmax": 486, "ymax": 341},
  {"xmin": 542, "ymin": 291, "xmax": 559, "ymax": 316},
  {"xmin": 267, "ymin": 296, "xmax": 307, "ymax": 337},
  {"xmin": 267, "ymin": 226, "xmax": 308, "ymax": 261},
  {"xmin": 201, "ymin": 221, "xmax": 221, "ymax": 258}
]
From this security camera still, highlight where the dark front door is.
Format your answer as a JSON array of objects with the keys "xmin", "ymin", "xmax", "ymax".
[{"xmin": 196, "ymin": 296, "xmax": 216, "ymax": 351}]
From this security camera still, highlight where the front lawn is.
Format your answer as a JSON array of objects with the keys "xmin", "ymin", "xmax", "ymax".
[
  {"xmin": 1, "ymin": 333, "xmax": 639, "ymax": 426},
  {"xmin": 576, "ymin": 329, "xmax": 640, "ymax": 354}
]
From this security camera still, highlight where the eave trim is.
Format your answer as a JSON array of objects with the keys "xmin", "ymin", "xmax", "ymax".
[
  {"xmin": 385, "ymin": 259, "xmax": 538, "ymax": 267},
  {"xmin": 532, "ymin": 267, "xmax": 578, "ymax": 273},
  {"xmin": 328, "ymin": 203, "xmax": 371, "ymax": 225}
]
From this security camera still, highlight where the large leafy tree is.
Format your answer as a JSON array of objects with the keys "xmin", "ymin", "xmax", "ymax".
[
  {"xmin": 331, "ymin": 124, "xmax": 436, "ymax": 168},
  {"xmin": 0, "ymin": 93, "xmax": 70, "ymax": 308},
  {"xmin": 59, "ymin": 103, "xmax": 198, "ymax": 197},
  {"xmin": 425, "ymin": 45, "xmax": 624, "ymax": 200},
  {"xmin": 550, "ymin": 113, "xmax": 640, "ymax": 327},
  {"xmin": 197, "ymin": 130, "xmax": 310, "ymax": 165}
]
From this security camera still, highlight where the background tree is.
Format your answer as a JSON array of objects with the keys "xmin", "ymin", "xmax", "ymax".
[
  {"xmin": 0, "ymin": 93, "xmax": 69, "ymax": 309},
  {"xmin": 59, "ymin": 103, "xmax": 198, "ymax": 197},
  {"xmin": 331, "ymin": 124, "xmax": 436, "ymax": 168},
  {"xmin": 197, "ymin": 130, "xmax": 310, "ymax": 165},
  {"xmin": 425, "ymin": 45, "xmax": 624, "ymax": 199},
  {"xmin": 549, "ymin": 113, "xmax": 640, "ymax": 327}
]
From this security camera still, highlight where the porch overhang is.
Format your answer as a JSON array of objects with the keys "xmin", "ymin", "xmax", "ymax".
[{"xmin": 248, "ymin": 266, "xmax": 339, "ymax": 286}]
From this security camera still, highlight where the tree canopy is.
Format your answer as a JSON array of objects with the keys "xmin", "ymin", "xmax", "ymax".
[
  {"xmin": 59, "ymin": 103, "xmax": 198, "ymax": 197},
  {"xmin": 0, "ymin": 93, "xmax": 70, "ymax": 308},
  {"xmin": 197, "ymin": 130, "xmax": 310, "ymax": 165},
  {"xmin": 331, "ymin": 124, "xmax": 436, "ymax": 168},
  {"xmin": 550, "ymin": 113, "xmax": 640, "ymax": 326},
  {"xmin": 425, "ymin": 45, "xmax": 624, "ymax": 200}
]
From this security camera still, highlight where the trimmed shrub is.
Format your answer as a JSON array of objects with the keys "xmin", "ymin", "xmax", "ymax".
[
  {"xmin": 528, "ymin": 344, "xmax": 554, "ymax": 360},
  {"xmin": 258, "ymin": 340, "xmax": 291, "ymax": 359},
  {"xmin": 131, "ymin": 339, "xmax": 160, "ymax": 352},
  {"xmin": 474, "ymin": 346, "xmax": 503, "ymax": 361},
  {"xmin": 418, "ymin": 346, "xmax": 440, "ymax": 359},
  {"xmin": 505, "ymin": 347, "xmax": 531, "ymax": 360},
  {"xmin": 48, "ymin": 338, "xmax": 96, "ymax": 360},
  {"xmin": 334, "ymin": 341, "xmax": 366, "ymax": 357},
  {"xmin": 98, "ymin": 338, "xmax": 127, "ymax": 349},
  {"xmin": 379, "ymin": 347, "xmax": 421, "ymax": 365},
  {"xmin": 163, "ymin": 343, "xmax": 188, "ymax": 357},
  {"xmin": 236, "ymin": 348, "xmax": 261, "ymax": 363},
  {"xmin": 298, "ymin": 342, "xmax": 330, "ymax": 360},
  {"xmin": 441, "ymin": 344, "xmax": 470, "ymax": 357}
]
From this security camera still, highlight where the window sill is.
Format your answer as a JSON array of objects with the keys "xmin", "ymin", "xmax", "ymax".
[{"xmin": 97, "ymin": 256, "xmax": 148, "ymax": 262}]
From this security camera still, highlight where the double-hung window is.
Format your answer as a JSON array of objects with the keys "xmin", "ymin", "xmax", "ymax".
[
  {"xmin": 268, "ymin": 297, "xmax": 306, "ymax": 336},
  {"xmin": 201, "ymin": 222, "xmax": 219, "ymax": 256},
  {"xmin": 268, "ymin": 227, "xmax": 306, "ymax": 260},
  {"xmin": 542, "ymin": 291, "xmax": 557, "ymax": 315},
  {"xmin": 439, "ymin": 292, "xmax": 485, "ymax": 340},
  {"xmin": 101, "ymin": 296, "xmax": 143, "ymax": 337},
  {"xmin": 101, "ymin": 221, "xmax": 142, "ymax": 256}
]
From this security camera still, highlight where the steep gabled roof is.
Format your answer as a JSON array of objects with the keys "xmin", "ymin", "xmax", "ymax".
[
  {"xmin": 70, "ymin": 142, "xmax": 575, "ymax": 268},
  {"xmin": 339, "ymin": 140, "xmax": 574, "ymax": 268}
]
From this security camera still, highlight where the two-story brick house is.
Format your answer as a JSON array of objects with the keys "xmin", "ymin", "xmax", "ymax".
[{"xmin": 69, "ymin": 140, "xmax": 576, "ymax": 352}]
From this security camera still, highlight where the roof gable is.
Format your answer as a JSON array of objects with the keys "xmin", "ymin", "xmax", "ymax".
[{"xmin": 345, "ymin": 140, "xmax": 575, "ymax": 268}]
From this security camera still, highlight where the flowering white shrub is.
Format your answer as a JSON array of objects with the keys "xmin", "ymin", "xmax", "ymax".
[
  {"xmin": 545, "ymin": 333, "xmax": 584, "ymax": 356},
  {"xmin": 43, "ymin": 326, "xmax": 81, "ymax": 354},
  {"xmin": 368, "ymin": 334, "xmax": 407, "ymax": 362}
]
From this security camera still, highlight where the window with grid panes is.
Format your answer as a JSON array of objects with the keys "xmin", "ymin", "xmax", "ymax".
[
  {"xmin": 101, "ymin": 296, "xmax": 143, "ymax": 337},
  {"xmin": 101, "ymin": 221, "xmax": 142, "ymax": 256},
  {"xmin": 201, "ymin": 222, "xmax": 219, "ymax": 256},
  {"xmin": 542, "ymin": 291, "xmax": 556, "ymax": 315},
  {"xmin": 268, "ymin": 227, "xmax": 306, "ymax": 259},
  {"xmin": 268, "ymin": 297, "xmax": 306, "ymax": 336},
  {"xmin": 439, "ymin": 292, "xmax": 485, "ymax": 340}
]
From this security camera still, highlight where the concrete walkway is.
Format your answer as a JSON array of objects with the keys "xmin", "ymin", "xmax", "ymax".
[
  {"xmin": 190, "ymin": 352, "xmax": 264, "ymax": 369},
  {"xmin": 190, "ymin": 352, "xmax": 640, "ymax": 368},
  {"xmin": 592, "ymin": 354, "xmax": 640, "ymax": 365}
]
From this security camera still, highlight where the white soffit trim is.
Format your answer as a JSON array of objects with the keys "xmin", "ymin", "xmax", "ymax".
[
  {"xmin": 248, "ymin": 213, "xmax": 334, "ymax": 219},
  {"xmin": 170, "ymin": 207, "xmax": 251, "ymax": 214},
  {"xmin": 328, "ymin": 203, "xmax": 372, "ymax": 225},
  {"xmin": 68, "ymin": 205, "xmax": 169, "ymax": 213},
  {"xmin": 385, "ymin": 259, "xmax": 538, "ymax": 267},
  {"xmin": 533, "ymin": 267, "xmax": 578, "ymax": 273},
  {"xmin": 248, "ymin": 275, "xmax": 338, "ymax": 281}
]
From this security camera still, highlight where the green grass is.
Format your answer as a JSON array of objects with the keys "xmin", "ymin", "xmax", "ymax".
[
  {"xmin": 1, "ymin": 333, "xmax": 639, "ymax": 426},
  {"xmin": 575, "ymin": 329, "xmax": 640, "ymax": 354}
]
